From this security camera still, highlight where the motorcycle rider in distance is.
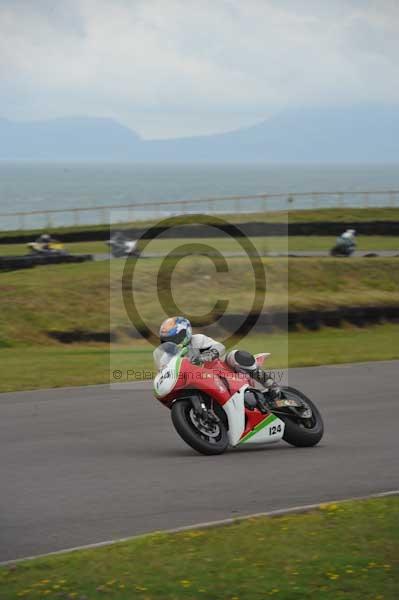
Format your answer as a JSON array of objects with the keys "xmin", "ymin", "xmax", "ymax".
[
  {"xmin": 159, "ymin": 316, "xmax": 276, "ymax": 409},
  {"xmin": 331, "ymin": 228, "xmax": 357, "ymax": 256},
  {"xmin": 36, "ymin": 233, "xmax": 56, "ymax": 250},
  {"xmin": 340, "ymin": 229, "xmax": 357, "ymax": 248}
]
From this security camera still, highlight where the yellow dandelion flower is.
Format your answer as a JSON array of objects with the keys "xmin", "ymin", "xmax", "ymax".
[
  {"xmin": 320, "ymin": 502, "xmax": 338, "ymax": 511},
  {"xmin": 41, "ymin": 580, "xmax": 50, "ymax": 584},
  {"xmin": 119, "ymin": 584, "xmax": 126, "ymax": 589},
  {"xmin": 346, "ymin": 569, "xmax": 354, "ymax": 573},
  {"xmin": 187, "ymin": 531, "xmax": 204, "ymax": 538},
  {"xmin": 180, "ymin": 579, "xmax": 191, "ymax": 587},
  {"xmin": 328, "ymin": 574, "xmax": 339, "ymax": 580}
]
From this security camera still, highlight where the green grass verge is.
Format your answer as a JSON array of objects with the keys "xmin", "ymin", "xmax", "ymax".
[
  {"xmin": 0, "ymin": 257, "xmax": 397, "ymax": 344},
  {"xmin": 1, "ymin": 324, "xmax": 399, "ymax": 392},
  {"xmin": 1, "ymin": 497, "xmax": 398, "ymax": 599},
  {"xmin": 1, "ymin": 257, "xmax": 399, "ymax": 349}
]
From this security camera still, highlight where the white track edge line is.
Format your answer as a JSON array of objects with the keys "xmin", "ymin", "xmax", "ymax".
[{"xmin": 1, "ymin": 489, "xmax": 398, "ymax": 567}]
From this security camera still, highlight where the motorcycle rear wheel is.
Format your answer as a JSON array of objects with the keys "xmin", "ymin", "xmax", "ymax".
[
  {"xmin": 171, "ymin": 397, "xmax": 229, "ymax": 455},
  {"xmin": 279, "ymin": 386, "xmax": 324, "ymax": 447}
]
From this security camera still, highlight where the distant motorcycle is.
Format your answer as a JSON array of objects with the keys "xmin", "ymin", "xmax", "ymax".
[
  {"xmin": 27, "ymin": 239, "xmax": 67, "ymax": 256},
  {"xmin": 330, "ymin": 229, "xmax": 357, "ymax": 257},
  {"xmin": 106, "ymin": 232, "xmax": 141, "ymax": 258},
  {"xmin": 153, "ymin": 342, "xmax": 324, "ymax": 455}
]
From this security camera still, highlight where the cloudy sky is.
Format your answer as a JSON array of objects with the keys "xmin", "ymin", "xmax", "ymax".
[{"xmin": 0, "ymin": 0, "xmax": 398, "ymax": 138}]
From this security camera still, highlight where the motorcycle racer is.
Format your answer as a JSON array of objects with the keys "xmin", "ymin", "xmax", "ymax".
[{"xmin": 159, "ymin": 316, "xmax": 271, "ymax": 388}]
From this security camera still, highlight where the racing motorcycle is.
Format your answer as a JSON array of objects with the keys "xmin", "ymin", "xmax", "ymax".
[
  {"xmin": 106, "ymin": 232, "xmax": 141, "ymax": 258},
  {"xmin": 153, "ymin": 342, "xmax": 324, "ymax": 455},
  {"xmin": 330, "ymin": 231, "xmax": 357, "ymax": 257},
  {"xmin": 330, "ymin": 241, "xmax": 356, "ymax": 257},
  {"xmin": 27, "ymin": 240, "xmax": 68, "ymax": 256}
]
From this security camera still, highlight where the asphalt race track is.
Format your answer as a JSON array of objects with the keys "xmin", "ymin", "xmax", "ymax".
[
  {"xmin": 1, "ymin": 361, "xmax": 398, "ymax": 562},
  {"xmin": 95, "ymin": 250, "xmax": 399, "ymax": 261}
]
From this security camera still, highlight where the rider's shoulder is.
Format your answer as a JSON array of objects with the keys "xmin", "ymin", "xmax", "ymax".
[{"xmin": 191, "ymin": 333, "xmax": 214, "ymax": 349}]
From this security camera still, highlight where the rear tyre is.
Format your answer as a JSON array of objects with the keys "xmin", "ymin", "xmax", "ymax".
[
  {"xmin": 279, "ymin": 386, "xmax": 324, "ymax": 447},
  {"xmin": 171, "ymin": 398, "xmax": 229, "ymax": 455}
]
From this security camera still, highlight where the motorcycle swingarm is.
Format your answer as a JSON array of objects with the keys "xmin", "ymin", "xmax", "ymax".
[{"xmin": 268, "ymin": 396, "xmax": 312, "ymax": 419}]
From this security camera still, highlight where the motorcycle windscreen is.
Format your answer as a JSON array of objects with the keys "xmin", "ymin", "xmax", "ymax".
[{"xmin": 153, "ymin": 342, "xmax": 181, "ymax": 370}]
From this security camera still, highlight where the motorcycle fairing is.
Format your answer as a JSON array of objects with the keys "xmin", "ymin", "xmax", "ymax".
[
  {"xmin": 154, "ymin": 353, "xmax": 285, "ymax": 448},
  {"xmin": 222, "ymin": 386, "xmax": 285, "ymax": 446},
  {"xmin": 153, "ymin": 356, "xmax": 183, "ymax": 398},
  {"xmin": 222, "ymin": 387, "xmax": 246, "ymax": 446},
  {"xmin": 238, "ymin": 413, "xmax": 284, "ymax": 445}
]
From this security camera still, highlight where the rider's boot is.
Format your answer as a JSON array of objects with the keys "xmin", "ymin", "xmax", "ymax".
[
  {"xmin": 251, "ymin": 367, "xmax": 280, "ymax": 408},
  {"xmin": 226, "ymin": 350, "xmax": 280, "ymax": 411}
]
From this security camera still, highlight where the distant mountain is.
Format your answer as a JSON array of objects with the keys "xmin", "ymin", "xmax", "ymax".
[
  {"xmin": 0, "ymin": 117, "xmax": 142, "ymax": 160},
  {"xmin": 1, "ymin": 107, "xmax": 399, "ymax": 161}
]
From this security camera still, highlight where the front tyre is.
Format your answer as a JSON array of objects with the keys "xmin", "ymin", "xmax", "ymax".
[
  {"xmin": 171, "ymin": 398, "xmax": 229, "ymax": 455},
  {"xmin": 279, "ymin": 387, "xmax": 324, "ymax": 447}
]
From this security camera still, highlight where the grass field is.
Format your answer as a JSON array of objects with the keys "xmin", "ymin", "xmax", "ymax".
[
  {"xmin": 1, "ymin": 257, "xmax": 399, "ymax": 349},
  {"xmin": 1, "ymin": 251, "xmax": 399, "ymax": 391},
  {"xmin": 0, "ymin": 235, "xmax": 398, "ymax": 256},
  {"xmin": 1, "ymin": 323, "xmax": 399, "ymax": 392},
  {"xmin": 1, "ymin": 496, "xmax": 398, "ymax": 599}
]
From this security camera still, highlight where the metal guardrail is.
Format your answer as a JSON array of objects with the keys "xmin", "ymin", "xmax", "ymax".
[{"xmin": 1, "ymin": 190, "xmax": 398, "ymax": 231}]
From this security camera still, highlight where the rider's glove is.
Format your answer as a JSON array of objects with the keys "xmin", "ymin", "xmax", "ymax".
[{"xmin": 199, "ymin": 348, "xmax": 220, "ymax": 363}]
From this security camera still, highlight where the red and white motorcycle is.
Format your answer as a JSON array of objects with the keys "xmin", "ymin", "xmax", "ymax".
[{"xmin": 153, "ymin": 343, "xmax": 324, "ymax": 455}]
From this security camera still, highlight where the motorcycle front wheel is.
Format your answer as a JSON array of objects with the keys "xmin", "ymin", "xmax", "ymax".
[
  {"xmin": 171, "ymin": 397, "xmax": 229, "ymax": 455},
  {"xmin": 278, "ymin": 386, "xmax": 324, "ymax": 447}
]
